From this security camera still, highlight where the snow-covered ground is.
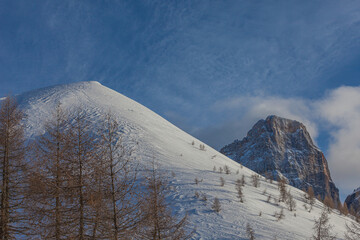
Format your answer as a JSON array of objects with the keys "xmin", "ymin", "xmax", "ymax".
[{"xmin": 15, "ymin": 81, "xmax": 357, "ymax": 239}]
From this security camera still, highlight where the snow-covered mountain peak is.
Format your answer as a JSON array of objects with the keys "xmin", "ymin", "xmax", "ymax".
[
  {"xmin": 17, "ymin": 81, "xmax": 242, "ymax": 172},
  {"xmin": 7, "ymin": 83, "xmax": 357, "ymax": 239},
  {"xmin": 18, "ymin": 81, "xmax": 102, "ymax": 103},
  {"xmin": 18, "ymin": 81, "xmax": 162, "ymax": 138}
]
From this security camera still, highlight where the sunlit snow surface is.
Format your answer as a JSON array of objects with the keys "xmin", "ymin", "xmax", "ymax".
[{"xmin": 15, "ymin": 81, "xmax": 356, "ymax": 239}]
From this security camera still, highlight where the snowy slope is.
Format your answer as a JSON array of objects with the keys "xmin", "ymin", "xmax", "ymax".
[{"xmin": 13, "ymin": 81, "xmax": 357, "ymax": 239}]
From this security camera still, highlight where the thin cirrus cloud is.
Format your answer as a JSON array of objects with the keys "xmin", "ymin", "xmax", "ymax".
[
  {"xmin": 1, "ymin": 0, "xmax": 360, "ymax": 197},
  {"xmin": 2, "ymin": 0, "xmax": 360, "ymax": 107},
  {"xmin": 193, "ymin": 86, "xmax": 360, "ymax": 197}
]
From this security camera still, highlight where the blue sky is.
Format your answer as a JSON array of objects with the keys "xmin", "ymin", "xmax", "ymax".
[{"xmin": 1, "ymin": 0, "xmax": 360, "ymax": 198}]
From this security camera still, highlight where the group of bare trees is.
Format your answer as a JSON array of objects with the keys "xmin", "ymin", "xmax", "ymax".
[
  {"xmin": 0, "ymin": 96, "xmax": 189, "ymax": 240},
  {"xmin": 23, "ymin": 104, "xmax": 144, "ymax": 239},
  {"xmin": 303, "ymin": 186, "xmax": 316, "ymax": 212},
  {"xmin": 311, "ymin": 210, "xmax": 336, "ymax": 240},
  {"xmin": 2, "ymin": 95, "xmax": 359, "ymax": 239},
  {"xmin": 0, "ymin": 96, "xmax": 27, "ymax": 238},
  {"xmin": 345, "ymin": 221, "xmax": 360, "ymax": 240},
  {"xmin": 138, "ymin": 160, "xmax": 189, "ymax": 239}
]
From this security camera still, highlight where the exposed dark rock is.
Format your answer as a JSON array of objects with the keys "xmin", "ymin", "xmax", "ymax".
[
  {"xmin": 345, "ymin": 188, "xmax": 360, "ymax": 215},
  {"xmin": 220, "ymin": 115, "xmax": 340, "ymax": 206}
]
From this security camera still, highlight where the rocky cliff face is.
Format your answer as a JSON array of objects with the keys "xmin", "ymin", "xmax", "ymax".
[
  {"xmin": 345, "ymin": 188, "xmax": 360, "ymax": 215},
  {"xmin": 220, "ymin": 115, "xmax": 340, "ymax": 206}
]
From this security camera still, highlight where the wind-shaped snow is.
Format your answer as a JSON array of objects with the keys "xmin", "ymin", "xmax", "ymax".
[{"xmin": 15, "ymin": 81, "xmax": 356, "ymax": 239}]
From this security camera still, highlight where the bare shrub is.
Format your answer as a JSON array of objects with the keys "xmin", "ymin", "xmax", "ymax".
[
  {"xmin": 195, "ymin": 177, "xmax": 199, "ymax": 185},
  {"xmin": 212, "ymin": 198, "xmax": 221, "ymax": 213},
  {"xmin": 251, "ymin": 174, "xmax": 260, "ymax": 188},
  {"xmin": 266, "ymin": 194, "xmax": 272, "ymax": 203},
  {"xmin": 286, "ymin": 190, "xmax": 296, "ymax": 211},
  {"xmin": 220, "ymin": 177, "xmax": 225, "ymax": 187},
  {"xmin": 274, "ymin": 208, "xmax": 285, "ymax": 221},
  {"xmin": 201, "ymin": 193, "xmax": 207, "ymax": 202},
  {"xmin": 224, "ymin": 165, "xmax": 231, "ymax": 174},
  {"xmin": 246, "ymin": 223, "xmax": 255, "ymax": 240},
  {"xmin": 235, "ymin": 179, "xmax": 244, "ymax": 203},
  {"xmin": 194, "ymin": 191, "xmax": 200, "ymax": 199},
  {"xmin": 278, "ymin": 178, "xmax": 287, "ymax": 202},
  {"xmin": 240, "ymin": 174, "xmax": 246, "ymax": 186}
]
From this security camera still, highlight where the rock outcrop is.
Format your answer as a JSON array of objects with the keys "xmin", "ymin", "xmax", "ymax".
[
  {"xmin": 220, "ymin": 115, "xmax": 340, "ymax": 206},
  {"xmin": 345, "ymin": 188, "xmax": 360, "ymax": 215}
]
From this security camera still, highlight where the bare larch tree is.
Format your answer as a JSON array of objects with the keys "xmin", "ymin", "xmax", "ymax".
[
  {"xmin": 67, "ymin": 109, "xmax": 98, "ymax": 239},
  {"xmin": 26, "ymin": 104, "xmax": 73, "ymax": 239},
  {"xmin": 96, "ymin": 112, "xmax": 141, "ymax": 239},
  {"xmin": 0, "ymin": 96, "xmax": 26, "ymax": 239},
  {"xmin": 139, "ymin": 159, "xmax": 189, "ymax": 240},
  {"xmin": 311, "ymin": 210, "xmax": 336, "ymax": 240}
]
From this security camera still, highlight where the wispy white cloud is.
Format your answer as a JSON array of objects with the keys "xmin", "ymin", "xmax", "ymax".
[
  {"xmin": 194, "ymin": 86, "xmax": 360, "ymax": 197},
  {"xmin": 198, "ymin": 95, "xmax": 317, "ymax": 149},
  {"xmin": 316, "ymin": 87, "xmax": 360, "ymax": 193}
]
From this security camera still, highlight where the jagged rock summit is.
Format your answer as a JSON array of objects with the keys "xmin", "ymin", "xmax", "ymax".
[
  {"xmin": 345, "ymin": 188, "xmax": 360, "ymax": 215},
  {"xmin": 220, "ymin": 115, "xmax": 340, "ymax": 205}
]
